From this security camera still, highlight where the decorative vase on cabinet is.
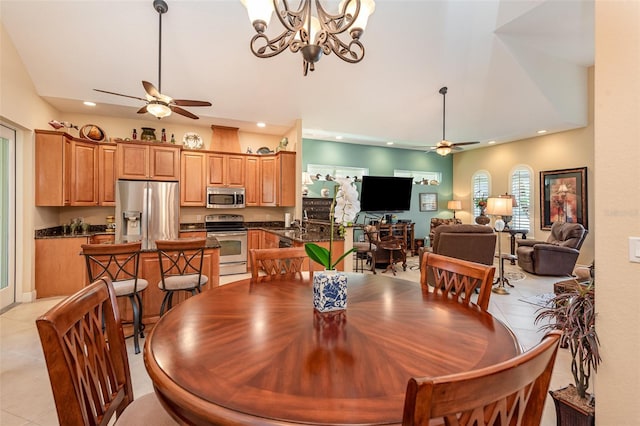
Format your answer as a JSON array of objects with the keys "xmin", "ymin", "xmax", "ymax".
[{"xmin": 141, "ymin": 127, "xmax": 156, "ymax": 141}]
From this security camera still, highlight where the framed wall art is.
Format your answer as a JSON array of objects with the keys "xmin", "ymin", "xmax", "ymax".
[
  {"xmin": 419, "ymin": 193, "xmax": 438, "ymax": 212},
  {"xmin": 540, "ymin": 167, "xmax": 588, "ymax": 230}
]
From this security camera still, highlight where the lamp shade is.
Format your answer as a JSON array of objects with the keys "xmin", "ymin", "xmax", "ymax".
[
  {"xmin": 241, "ymin": 0, "xmax": 274, "ymax": 27},
  {"xmin": 447, "ymin": 200, "xmax": 462, "ymax": 210},
  {"xmin": 339, "ymin": 0, "xmax": 376, "ymax": 32},
  {"xmin": 485, "ymin": 197, "xmax": 513, "ymax": 217}
]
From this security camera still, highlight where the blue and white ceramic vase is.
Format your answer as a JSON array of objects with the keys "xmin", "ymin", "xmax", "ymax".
[{"xmin": 313, "ymin": 270, "xmax": 347, "ymax": 312}]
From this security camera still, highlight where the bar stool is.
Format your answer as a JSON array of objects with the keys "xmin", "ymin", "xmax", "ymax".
[
  {"xmin": 156, "ymin": 238, "xmax": 208, "ymax": 316},
  {"xmin": 81, "ymin": 241, "xmax": 147, "ymax": 354}
]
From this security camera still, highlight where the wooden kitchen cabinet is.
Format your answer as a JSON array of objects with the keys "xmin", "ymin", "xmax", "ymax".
[
  {"xmin": 35, "ymin": 237, "xmax": 88, "ymax": 298},
  {"xmin": 246, "ymin": 151, "xmax": 296, "ymax": 207},
  {"xmin": 262, "ymin": 230, "xmax": 280, "ymax": 249},
  {"xmin": 89, "ymin": 234, "xmax": 115, "ymax": 244},
  {"xmin": 245, "ymin": 156, "xmax": 260, "ymax": 206},
  {"xmin": 35, "ymin": 130, "xmax": 99, "ymax": 206},
  {"xmin": 180, "ymin": 151, "xmax": 207, "ymax": 206},
  {"xmin": 278, "ymin": 151, "xmax": 296, "ymax": 207},
  {"xmin": 98, "ymin": 144, "xmax": 117, "ymax": 205},
  {"xmin": 207, "ymin": 153, "xmax": 246, "ymax": 187},
  {"xmin": 117, "ymin": 141, "xmax": 180, "ymax": 180},
  {"xmin": 247, "ymin": 229, "xmax": 262, "ymax": 268}
]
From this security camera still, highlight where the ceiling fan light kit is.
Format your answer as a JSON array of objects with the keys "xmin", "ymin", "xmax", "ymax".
[
  {"xmin": 241, "ymin": 0, "xmax": 376, "ymax": 76},
  {"xmin": 428, "ymin": 86, "xmax": 480, "ymax": 156},
  {"xmin": 94, "ymin": 0, "xmax": 211, "ymax": 120}
]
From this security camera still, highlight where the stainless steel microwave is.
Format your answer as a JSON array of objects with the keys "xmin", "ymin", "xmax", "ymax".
[{"xmin": 206, "ymin": 187, "xmax": 245, "ymax": 209}]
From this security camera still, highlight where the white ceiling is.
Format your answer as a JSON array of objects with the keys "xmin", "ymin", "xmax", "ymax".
[{"xmin": 1, "ymin": 0, "xmax": 594, "ymax": 151}]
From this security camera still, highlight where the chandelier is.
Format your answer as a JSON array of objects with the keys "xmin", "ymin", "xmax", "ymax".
[{"xmin": 241, "ymin": 0, "xmax": 376, "ymax": 76}]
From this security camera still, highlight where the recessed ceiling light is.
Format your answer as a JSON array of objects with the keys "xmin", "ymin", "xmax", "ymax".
[
  {"xmin": 335, "ymin": 135, "xmax": 343, "ymax": 140},
  {"xmin": 257, "ymin": 122, "xmax": 266, "ymax": 128},
  {"xmin": 386, "ymin": 141, "xmax": 394, "ymax": 145},
  {"xmin": 83, "ymin": 101, "xmax": 96, "ymax": 107},
  {"xmin": 537, "ymin": 130, "xmax": 547, "ymax": 134},
  {"xmin": 488, "ymin": 140, "xmax": 496, "ymax": 145}
]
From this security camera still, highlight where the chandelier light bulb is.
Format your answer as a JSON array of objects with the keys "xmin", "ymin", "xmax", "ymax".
[
  {"xmin": 339, "ymin": 0, "xmax": 375, "ymax": 38},
  {"xmin": 241, "ymin": 0, "xmax": 274, "ymax": 33}
]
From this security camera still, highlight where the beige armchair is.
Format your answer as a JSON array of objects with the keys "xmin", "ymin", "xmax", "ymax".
[{"xmin": 516, "ymin": 222, "xmax": 588, "ymax": 276}]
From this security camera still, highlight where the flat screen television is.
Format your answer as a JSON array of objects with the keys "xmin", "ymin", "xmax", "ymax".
[{"xmin": 359, "ymin": 176, "xmax": 413, "ymax": 212}]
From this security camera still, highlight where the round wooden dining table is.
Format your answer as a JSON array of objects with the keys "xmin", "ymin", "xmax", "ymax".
[{"xmin": 144, "ymin": 273, "xmax": 520, "ymax": 426}]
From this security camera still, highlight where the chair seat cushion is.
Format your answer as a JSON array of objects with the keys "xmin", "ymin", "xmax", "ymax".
[
  {"xmin": 112, "ymin": 279, "xmax": 148, "ymax": 297},
  {"xmin": 158, "ymin": 274, "xmax": 208, "ymax": 291},
  {"xmin": 115, "ymin": 392, "xmax": 177, "ymax": 425}
]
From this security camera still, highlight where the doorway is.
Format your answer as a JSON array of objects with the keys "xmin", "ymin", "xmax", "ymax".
[{"xmin": 0, "ymin": 124, "xmax": 16, "ymax": 311}]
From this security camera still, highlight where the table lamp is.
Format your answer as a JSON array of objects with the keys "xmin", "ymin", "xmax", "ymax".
[
  {"xmin": 485, "ymin": 197, "xmax": 513, "ymax": 294},
  {"xmin": 447, "ymin": 200, "xmax": 462, "ymax": 219}
]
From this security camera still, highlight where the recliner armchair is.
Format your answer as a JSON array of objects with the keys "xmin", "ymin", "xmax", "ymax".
[
  {"xmin": 428, "ymin": 217, "xmax": 462, "ymax": 246},
  {"xmin": 516, "ymin": 222, "xmax": 588, "ymax": 276},
  {"xmin": 419, "ymin": 224, "xmax": 497, "ymax": 270}
]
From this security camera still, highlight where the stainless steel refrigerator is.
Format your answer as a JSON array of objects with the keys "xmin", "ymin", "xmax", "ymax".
[{"xmin": 115, "ymin": 180, "xmax": 179, "ymax": 250}]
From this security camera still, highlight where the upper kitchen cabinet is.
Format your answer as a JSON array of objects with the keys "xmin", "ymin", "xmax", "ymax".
[
  {"xmin": 35, "ymin": 130, "xmax": 99, "ymax": 206},
  {"xmin": 117, "ymin": 140, "xmax": 180, "ymax": 181},
  {"xmin": 181, "ymin": 151, "xmax": 207, "ymax": 206},
  {"xmin": 207, "ymin": 153, "xmax": 245, "ymax": 187},
  {"xmin": 245, "ymin": 151, "xmax": 296, "ymax": 207},
  {"xmin": 98, "ymin": 144, "xmax": 117, "ymax": 206}
]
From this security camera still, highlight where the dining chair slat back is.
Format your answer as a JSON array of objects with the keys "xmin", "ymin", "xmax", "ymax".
[
  {"xmin": 36, "ymin": 277, "xmax": 176, "ymax": 426},
  {"xmin": 80, "ymin": 241, "xmax": 147, "ymax": 353},
  {"xmin": 420, "ymin": 252, "xmax": 495, "ymax": 311},
  {"xmin": 402, "ymin": 331, "xmax": 562, "ymax": 426},
  {"xmin": 249, "ymin": 247, "xmax": 310, "ymax": 281},
  {"xmin": 156, "ymin": 238, "xmax": 208, "ymax": 316}
]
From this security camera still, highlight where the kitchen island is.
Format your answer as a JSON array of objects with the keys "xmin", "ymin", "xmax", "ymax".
[{"xmin": 34, "ymin": 227, "xmax": 220, "ymax": 324}]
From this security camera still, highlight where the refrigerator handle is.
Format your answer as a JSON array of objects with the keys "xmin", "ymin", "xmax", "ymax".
[{"xmin": 143, "ymin": 184, "xmax": 150, "ymax": 250}]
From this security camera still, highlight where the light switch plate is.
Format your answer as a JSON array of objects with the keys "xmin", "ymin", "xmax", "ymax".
[{"xmin": 629, "ymin": 237, "xmax": 640, "ymax": 263}]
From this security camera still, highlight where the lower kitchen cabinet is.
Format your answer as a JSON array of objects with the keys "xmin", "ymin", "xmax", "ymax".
[{"xmin": 35, "ymin": 237, "xmax": 89, "ymax": 298}]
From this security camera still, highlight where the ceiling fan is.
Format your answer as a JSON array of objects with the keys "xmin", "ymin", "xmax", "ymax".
[
  {"xmin": 427, "ymin": 86, "xmax": 479, "ymax": 156},
  {"xmin": 94, "ymin": 0, "xmax": 211, "ymax": 120}
]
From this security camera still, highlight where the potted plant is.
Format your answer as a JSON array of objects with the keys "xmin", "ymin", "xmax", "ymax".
[
  {"xmin": 535, "ymin": 278, "xmax": 600, "ymax": 425},
  {"xmin": 305, "ymin": 178, "xmax": 360, "ymax": 312}
]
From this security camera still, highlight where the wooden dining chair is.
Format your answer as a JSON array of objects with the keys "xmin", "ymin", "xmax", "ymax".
[
  {"xmin": 156, "ymin": 238, "xmax": 208, "ymax": 316},
  {"xmin": 402, "ymin": 330, "xmax": 562, "ymax": 426},
  {"xmin": 81, "ymin": 241, "xmax": 147, "ymax": 354},
  {"xmin": 420, "ymin": 252, "xmax": 495, "ymax": 311},
  {"xmin": 249, "ymin": 247, "xmax": 310, "ymax": 280},
  {"xmin": 36, "ymin": 277, "xmax": 177, "ymax": 426}
]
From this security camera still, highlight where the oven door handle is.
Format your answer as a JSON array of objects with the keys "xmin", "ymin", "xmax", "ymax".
[{"xmin": 208, "ymin": 231, "xmax": 247, "ymax": 238}]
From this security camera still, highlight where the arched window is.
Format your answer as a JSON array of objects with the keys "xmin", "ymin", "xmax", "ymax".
[
  {"xmin": 509, "ymin": 165, "xmax": 533, "ymax": 232},
  {"xmin": 471, "ymin": 170, "xmax": 491, "ymax": 217}
]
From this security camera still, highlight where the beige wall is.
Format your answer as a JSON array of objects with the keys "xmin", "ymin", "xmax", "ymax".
[
  {"xmin": 594, "ymin": 1, "xmax": 640, "ymax": 423},
  {"xmin": 1, "ymin": 23, "xmax": 59, "ymax": 301},
  {"xmin": 452, "ymin": 67, "xmax": 595, "ymax": 265}
]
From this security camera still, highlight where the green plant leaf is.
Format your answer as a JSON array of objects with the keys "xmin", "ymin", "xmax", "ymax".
[
  {"xmin": 305, "ymin": 243, "xmax": 330, "ymax": 269},
  {"xmin": 330, "ymin": 247, "xmax": 357, "ymax": 270}
]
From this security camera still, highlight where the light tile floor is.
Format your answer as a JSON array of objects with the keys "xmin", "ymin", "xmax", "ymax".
[{"xmin": 1, "ymin": 256, "xmax": 574, "ymax": 425}]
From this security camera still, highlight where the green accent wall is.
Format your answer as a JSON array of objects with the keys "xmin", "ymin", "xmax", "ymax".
[{"xmin": 302, "ymin": 138, "xmax": 455, "ymax": 240}]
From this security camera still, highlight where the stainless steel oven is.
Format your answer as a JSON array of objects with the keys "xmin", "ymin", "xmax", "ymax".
[
  {"xmin": 205, "ymin": 214, "xmax": 247, "ymax": 275},
  {"xmin": 206, "ymin": 187, "xmax": 245, "ymax": 209}
]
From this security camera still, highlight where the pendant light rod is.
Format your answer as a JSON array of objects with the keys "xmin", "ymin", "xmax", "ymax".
[
  {"xmin": 153, "ymin": 0, "xmax": 168, "ymax": 92},
  {"xmin": 439, "ymin": 86, "xmax": 447, "ymax": 141}
]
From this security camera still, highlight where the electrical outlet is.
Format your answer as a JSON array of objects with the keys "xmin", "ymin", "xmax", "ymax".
[{"xmin": 629, "ymin": 237, "xmax": 640, "ymax": 263}]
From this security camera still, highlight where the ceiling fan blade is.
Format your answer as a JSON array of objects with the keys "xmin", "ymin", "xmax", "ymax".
[
  {"xmin": 451, "ymin": 141, "xmax": 480, "ymax": 147},
  {"xmin": 93, "ymin": 89, "xmax": 147, "ymax": 102},
  {"xmin": 137, "ymin": 105, "xmax": 148, "ymax": 114},
  {"xmin": 170, "ymin": 105, "xmax": 199, "ymax": 120},
  {"xmin": 142, "ymin": 81, "xmax": 162, "ymax": 99},
  {"xmin": 173, "ymin": 99, "xmax": 212, "ymax": 107}
]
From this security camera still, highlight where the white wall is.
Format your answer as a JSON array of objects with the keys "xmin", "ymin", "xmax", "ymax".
[{"xmin": 594, "ymin": 2, "xmax": 640, "ymax": 423}]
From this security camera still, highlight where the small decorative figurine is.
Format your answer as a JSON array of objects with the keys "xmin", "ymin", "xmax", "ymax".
[
  {"xmin": 276, "ymin": 137, "xmax": 289, "ymax": 152},
  {"xmin": 246, "ymin": 147, "xmax": 253, "ymax": 154},
  {"xmin": 132, "ymin": 129, "xmax": 138, "ymax": 140},
  {"xmin": 48, "ymin": 120, "xmax": 78, "ymax": 131}
]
